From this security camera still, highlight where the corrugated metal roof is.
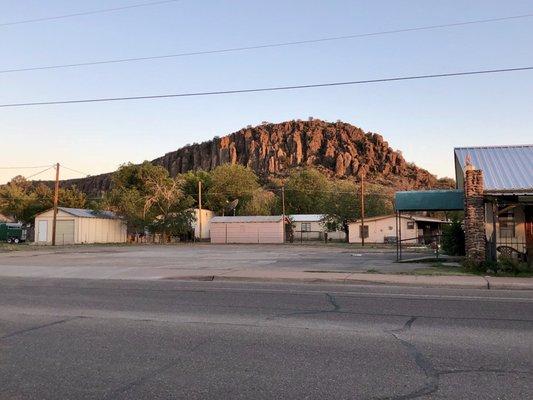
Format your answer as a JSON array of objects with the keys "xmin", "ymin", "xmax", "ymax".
[
  {"xmin": 211, "ymin": 215, "xmax": 284, "ymax": 223},
  {"xmin": 59, "ymin": 207, "xmax": 119, "ymax": 219},
  {"xmin": 349, "ymin": 214, "xmax": 449, "ymax": 224},
  {"xmin": 289, "ymin": 214, "xmax": 324, "ymax": 222},
  {"xmin": 455, "ymin": 145, "xmax": 533, "ymax": 193}
]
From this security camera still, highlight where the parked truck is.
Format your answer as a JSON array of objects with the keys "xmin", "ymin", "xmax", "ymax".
[{"xmin": 0, "ymin": 223, "xmax": 27, "ymax": 243}]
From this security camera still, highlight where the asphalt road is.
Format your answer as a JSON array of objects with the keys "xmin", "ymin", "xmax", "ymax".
[
  {"xmin": 0, "ymin": 278, "xmax": 532, "ymax": 399},
  {"xmin": 0, "ymin": 244, "xmax": 426, "ymax": 281}
]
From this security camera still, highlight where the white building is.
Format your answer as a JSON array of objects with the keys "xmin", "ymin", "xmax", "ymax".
[
  {"xmin": 191, "ymin": 208, "xmax": 215, "ymax": 239},
  {"xmin": 348, "ymin": 214, "xmax": 448, "ymax": 244},
  {"xmin": 290, "ymin": 214, "xmax": 345, "ymax": 241},
  {"xmin": 34, "ymin": 207, "xmax": 127, "ymax": 245},
  {"xmin": 210, "ymin": 215, "xmax": 287, "ymax": 244}
]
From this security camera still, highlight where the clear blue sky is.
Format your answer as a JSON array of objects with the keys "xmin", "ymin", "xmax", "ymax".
[{"xmin": 1, "ymin": 0, "xmax": 532, "ymax": 184}]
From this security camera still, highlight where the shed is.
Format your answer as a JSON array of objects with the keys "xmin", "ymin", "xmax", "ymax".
[
  {"xmin": 34, "ymin": 207, "xmax": 127, "ymax": 245},
  {"xmin": 210, "ymin": 215, "xmax": 286, "ymax": 244}
]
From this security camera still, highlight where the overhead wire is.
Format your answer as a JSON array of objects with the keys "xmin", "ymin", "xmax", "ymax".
[
  {"xmin": 0, "ymin": 0, "xmax": 182, "ymax": 27},
  {"xmin": 61, "ymin": 165, "xmax": 91, "ymax": 177},
  {"xmin": 0, "ymin": 66, "xmax": 531, "ymax": 108},
  {"xmin": 24, "ymin": 166, "xmax": 56, "ymax": 180},
  {"xmin": 1, "ymin": 13, "xmax": 531, "ymax": 74},
  {"xmin": 0, "ymin": 165, "xmax": 54, "ymax": 169}
]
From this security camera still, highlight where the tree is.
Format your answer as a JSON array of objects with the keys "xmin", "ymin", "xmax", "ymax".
[
  {"xmin": 105, "ymin": 162, "xmax": 194, "ymax": 237},
  {"xmin": 0, "ymin": 176, "xmax": 36, "ymax": 223},
  {"xmin": 442, "ymin": 219, "xmax": 465, "ymax": 256},
  {"xmin": 206, "ymin": 164, "xmax": 260, "ymax": 215},
  {"xmin": 143, "ymin": 174, "xmax": 194, "ymax": 238},
  {"xmin": 241, "ymin": 189, "xmax": 278, "ymax": 216},
  {"xmin": 284, "ymin": 168, "xmax": 330, "ymax": 214},
  {"xmin": 181, "ymin": 170, "xmax": 212, "ymax": 208},
  {"xmin": 322, "ymin": 180, "xmax": 359, "ymax": 242},
  {"xmin": 322, "ymin": 181, "xmax": 394, "ymax": 242}
]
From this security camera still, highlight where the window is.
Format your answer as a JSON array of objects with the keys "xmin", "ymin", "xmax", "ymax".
[
  {"xmin": 360, "ymin": 225, "xmax": 369, "ymax": 238},
  {"xmin": 301, "ymin": 222, "xmax": 311, "ymax": 232},
  {"xmin": 407, "ymin": 221, "xmax": 415, "ymax": 229},
  {"xmin": 499, "ymin": 209, "xmax": 515, "ymax": 238}
]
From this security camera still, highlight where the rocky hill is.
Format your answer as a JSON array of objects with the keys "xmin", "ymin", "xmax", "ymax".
[{"xmin": 60, "ymin": 119, "xmax": 451, "ymax": 195}]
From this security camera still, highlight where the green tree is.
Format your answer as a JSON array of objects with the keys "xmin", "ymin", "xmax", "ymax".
[
  {"xmin": 241, "ymin": 189, "xmax": 278, "ymax": 216},
  {"xmin": 181, "ymin": 170, "xmax": 212, "ymax": 207},
  {"xmin": 322, "ymin": 180, "xmax": 359, "ymax": 242},
  {"xmin": 284, "ymin": 168, "xmax": 330, "ymax": 214},
  {"xmin": 105, "ymin": 162, "xmax": 194, "ymax": 237},
  {"xmin": 206, "ymin": 164, "xmax": 260, "ymax": 215},
  {"xmin": 0, "ymin": 176, "xmax": 36, "ymax": 223},
  {"xmin": 442, "ymin": 219, "xmax": 465, "ymax": 256}
]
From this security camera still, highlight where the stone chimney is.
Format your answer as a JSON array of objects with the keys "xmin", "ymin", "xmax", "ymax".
[{"xmin": 464, "ymin": 169, "xmax": 486, "ymax": 264}]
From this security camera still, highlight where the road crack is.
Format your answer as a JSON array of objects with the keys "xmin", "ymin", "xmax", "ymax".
[
  {"xmin": 375, "ymin": 317, "xmax": 439, "ymax": 400},
  {"xmin": 1, "ymin": 316, "xmax": 83, "ymax": 340},
  {"xmin": 102, "ymin": 339, "xmax": 210, "ymax": 399},
  {"xmin": 267, "ymin": 292, "xmax": 342, "ymax": 319}
]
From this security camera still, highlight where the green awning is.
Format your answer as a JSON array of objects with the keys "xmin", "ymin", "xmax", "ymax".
[{"xmin": 395, "ymin": 190, "xmax": 464, "ymax": 211}]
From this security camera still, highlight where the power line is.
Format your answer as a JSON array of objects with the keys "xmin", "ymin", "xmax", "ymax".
[
  {"xmin": 1, "ymin": 13, "xmax": 532, "ymax": 75},
  {"xmin": 0, "ymin": 66, "xmax": 531, "ymax": 108},
  {"xmin": 25, "ymin": 166, "xmax": 56, "ymax": 180},
  {"xmin": 0, "ymin": 165, "xmax": 53, "ymax": 169},
  {"xmin": 0, "ymin": 0, "xmax": 181, "ymax": 27},
  {"xmin": 61, "ymin": 165, "xmax": 91, "ymax": 177}
]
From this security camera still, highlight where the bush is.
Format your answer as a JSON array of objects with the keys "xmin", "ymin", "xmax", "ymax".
[
  {"xmin": 462, "ymin": 257, "xmax": 531, "ymax": 276},
  {"xmin": 442, "ymin": 219, "xmax": 465, "ymax": 256}
]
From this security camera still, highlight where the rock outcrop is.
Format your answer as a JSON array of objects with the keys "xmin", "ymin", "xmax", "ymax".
[{"xmin": 60, "ymin": 119, "xmax": 449, "ymax": 195}]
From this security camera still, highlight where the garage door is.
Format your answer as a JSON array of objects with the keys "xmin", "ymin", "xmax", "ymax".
[{"xmin": 56, "ymin": 220, "xmax": 75, "ymax": 245}]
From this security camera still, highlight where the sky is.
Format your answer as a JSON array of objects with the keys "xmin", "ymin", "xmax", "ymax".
[{"xmin": 1, "ymin": 0, "xmax": 532, "ymax": 184}]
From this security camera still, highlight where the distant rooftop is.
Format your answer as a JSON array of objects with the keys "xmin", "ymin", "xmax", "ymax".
[
  {"xmin": 58, "ymin": 207, "xmax": 119, "ymax": 219},
  {"xmin": 289, "ymin": 214, "xmax": 324, "ymax": 222},
  {"xmin": 211, "ymin": 215, "xmax": 285, "ymax": 223},
  {"xmin": 454, "ymin": 145, "xmax": 533, "ymax": 193}
]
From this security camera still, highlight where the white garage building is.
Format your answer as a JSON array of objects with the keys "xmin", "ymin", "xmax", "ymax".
[
  {"xmin": 210, "ymin": 215, "xmax": 287, "ymax": 244},
  {"xmin": 34, "ymin": 207, "xmax": 127, "ymax": 245}
]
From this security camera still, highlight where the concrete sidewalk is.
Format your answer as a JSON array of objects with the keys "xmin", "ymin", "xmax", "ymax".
[{"xmin": 175, "ymin": 268, "xmax": 533, "ymax": 290}]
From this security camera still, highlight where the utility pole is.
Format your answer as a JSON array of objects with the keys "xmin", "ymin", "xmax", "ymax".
[
  {"xmin": 51, "ymin": 163, "xmax": 60, "ymax": 246},
  {"xmin": 198, "ymin": 181, "xmax": 202, "ymax": 241},
  {"xmin": 281, "ymin": 186, "xmax": 286, "ymax": 218},
  {"xmin": 360, "ymin": 173, "xmax": 365, "ymax": 247}
]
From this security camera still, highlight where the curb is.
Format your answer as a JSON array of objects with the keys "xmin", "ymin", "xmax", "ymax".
[{"xmin": 166, "ymin": 273, "xmax": 533, "ymax": 290}]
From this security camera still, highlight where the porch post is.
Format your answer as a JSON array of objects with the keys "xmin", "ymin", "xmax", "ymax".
[{"xmin": 464, "ymin": 169, "xmax": 486, "ymax": 264}]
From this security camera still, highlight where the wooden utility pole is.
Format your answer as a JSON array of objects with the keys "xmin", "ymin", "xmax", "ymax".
[
  {"xmin": 360, "ymin": 174, "xmax": 365, "ymax": 247},
  {"xmin": 198, "ymin": 181, "xmax": 202, "ymax": 241},
  {"xmin": 281, "ymin": 186, "xmax": 286, "ymax": 218},
  {"xmin": 51, "ymin": 163, "xmax": 60, "ymax": 246}
]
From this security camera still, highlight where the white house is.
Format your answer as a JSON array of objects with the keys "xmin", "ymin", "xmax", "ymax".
[
  {"xmin": 34, "ymin": 207, "xmax": 127, "ymax": 245},
  {"xmin": 289, "ymin": 214, "xmax": 344, "ymax": 241},
  {"xmin": 348, "ymin": 214, "xmax": 448, "ymax": 244},
  {"xmin": 210, "ymin": 215, "xmax": 287, "ymax": 244}
]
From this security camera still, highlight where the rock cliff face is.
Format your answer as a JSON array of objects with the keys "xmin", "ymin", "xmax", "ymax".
[{"xmin": 61, "ymin": 119, "xmax": 446, "ymax": 195}]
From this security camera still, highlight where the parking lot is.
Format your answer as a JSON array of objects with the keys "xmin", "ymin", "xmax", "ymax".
[{"xmin": 0, "ymin": 243, "xmax": 428, "ymax": 281}]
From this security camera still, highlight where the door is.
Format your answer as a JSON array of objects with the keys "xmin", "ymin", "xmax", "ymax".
[
  {"xmin": 37, "ymin": 220, "xmax": 48, "ymax": 242},
  {"xmin": 56, "ymin": 220, "xmax": 75, "ymax": 245}
]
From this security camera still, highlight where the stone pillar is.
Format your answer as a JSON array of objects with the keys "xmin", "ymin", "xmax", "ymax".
[{"xmin": 464, "ymin": 169, "xmax": 486, "ymax": 264}]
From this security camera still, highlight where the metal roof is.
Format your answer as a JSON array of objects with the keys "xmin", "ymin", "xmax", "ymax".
[
  {"xmin": 289, "ymin": 214, "xmax": 324, "ymax": 222},
  {"xmin": 58, "ymin": 207, "xmax": 119, "ymax": 219},
  {"xmin": 454, "ymin": 145, "xmax": 533, "ymax": 193},
  {"xmin": 349, "ymin": 214, "xmax": 448, "ymax": 224},
  {"xmin": 395, "ymin": 190, "xmax": 464, "ymax": 211},
  {"xmin": 211, "ymin": 215, "xmax": 285, "ymax": 223}
]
